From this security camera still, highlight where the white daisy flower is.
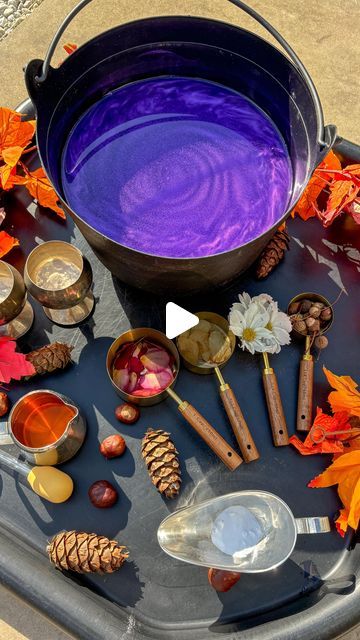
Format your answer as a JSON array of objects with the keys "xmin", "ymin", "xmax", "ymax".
[
  {"xmin": 263, "ymin": 300, "xmax": 292, "ymax": 354},
  {"xmin": 228, "ymin": 300, "xmax": 276, "ymax": 355}
]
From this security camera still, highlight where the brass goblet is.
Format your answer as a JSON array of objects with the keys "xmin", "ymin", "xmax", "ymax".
[
  {"xmin": 0, "ymin": 261, "xmax": 34, "ymax": 338},
  {"xmin": 24, "ymin": 241, "xmax": 94, "ymax": 326}
]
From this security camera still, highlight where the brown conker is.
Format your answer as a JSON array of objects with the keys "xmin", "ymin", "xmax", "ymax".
[
  {"xmin": 115, "ymin": 403, "xmax": 140, "ymax": 424},
  {"xmin": 300, "ymin": 300, "xmax": 312, "ymax": 313},
  {"xmin": 100, "ymin": 434, "xmax": 126, "ymax": 459},
  {"xmin": 208, "ymin": 568, "xmax": 241, "ymax": 592},
  {"xmin": 288, "ymin": 301, "xmax": 301, "ymax": 315},
  {"xmin": 88, "ymin": 480, "xmax": 118, "ymax": 508},
  {"xmin": 0, "ymin": 392, "xmax": 9, "ymax": 418}
]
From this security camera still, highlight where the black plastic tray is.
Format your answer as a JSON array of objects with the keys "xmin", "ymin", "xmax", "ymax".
[{"xmin": 0, "ymin": 116, "xmax": 360, "ymax": 639}]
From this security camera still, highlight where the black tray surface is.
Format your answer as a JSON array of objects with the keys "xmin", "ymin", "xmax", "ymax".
[{"xmin": 0, "ymin": 133, "xmax": 360, "ymax": 640}]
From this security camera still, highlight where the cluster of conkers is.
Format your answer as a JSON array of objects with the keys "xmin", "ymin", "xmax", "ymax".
[
  {"xmin": 89, "ymin": 403, "xmax": 140, "ymax": 509},
  {"xmin": 289, "ymin": 298, "xmax": 332, "ymax": 349}
]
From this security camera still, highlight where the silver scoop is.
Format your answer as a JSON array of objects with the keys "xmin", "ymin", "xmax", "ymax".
[{"xmin": 157, "ymin": 491, "xmax": 330, "ymax": 573}]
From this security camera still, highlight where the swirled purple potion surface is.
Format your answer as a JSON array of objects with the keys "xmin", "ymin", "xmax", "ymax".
[{"xmin": 61, "ymin": 77, "xmax": 292, "ymax": 258}]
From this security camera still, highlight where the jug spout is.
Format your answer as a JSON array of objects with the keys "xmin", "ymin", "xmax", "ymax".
[{"xmin": 295, "ymin": 517, "xmax": 330, "ymax": 534}]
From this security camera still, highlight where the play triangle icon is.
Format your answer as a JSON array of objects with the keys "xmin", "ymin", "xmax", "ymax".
[{"xmin": 166, "ymin": 303, "xmax": 199, "ymax": 340}]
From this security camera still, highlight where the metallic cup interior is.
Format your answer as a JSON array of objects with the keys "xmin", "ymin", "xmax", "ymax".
[
  {"xmin": 176, "ymin": 311, "xmax": 236, "ymax": 375},
  {"xmin": 0, "ymin": 261, "xmax": 26, "ymax": 324},
  {"xmin": 106, "ymin": 328, "xmax": 180, "ymax": 407},
  {"xmin": 288, "ymin": 292, "xmax": 334, "ymax": 339},
  {"xmin": 4, "ymin": 390, "xmax": 86, "ymax": 465},
  {"xmin": 24, "ymin": 240, "xmax": 92, "ymax": 309}
]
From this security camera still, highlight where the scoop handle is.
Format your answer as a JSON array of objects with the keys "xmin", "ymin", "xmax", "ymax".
[
  {"xmin": 219, "ymin": 386, "xmax": 259, "ymax": 462},
  {"xmin": 178, "ymin": 402, "xmax": 242, "ymax": 471},
  {"xmin": 262, "ymin": 371, "xmax": 289, "ymax": 446},
  {"xmin": 297, "ymin": 357, "xmax": 314, "ymax": 432}
]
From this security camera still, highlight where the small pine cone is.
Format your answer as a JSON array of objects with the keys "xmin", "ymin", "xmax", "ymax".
[
  {"xmin": 256, "ymin": 229, "xmax": 290, "ymax": 279},
  {"xmin": 26, "ymin": 342, "xmax": 73, "ymax": 376},
  {"xmin": 141, "ymin": 429, "xmax": 181, "ymax": 498},
  {"xmin": 47, "ymin": 530, "xmax": 128, "ymax": 574}
]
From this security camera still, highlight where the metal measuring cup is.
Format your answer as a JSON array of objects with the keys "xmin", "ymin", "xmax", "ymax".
[
  {"xmin": 106, "ymin": 328, "xmax": 243, "ymax": 471},
  {"xmin": 177, "ymin": 312, "xmax": 259, "ymax": 463},
  {"xmin": 288, "ymin": 292, "xmax": 334, "ymax": 432}
]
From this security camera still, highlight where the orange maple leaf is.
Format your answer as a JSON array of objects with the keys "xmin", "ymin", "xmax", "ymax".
[
  {"xmin": 289, "ymin": 407, "xmax": 351, "ymax": 456},
  {"xmin": 21, "ymin": 166, "xmax": 65, "ymax": 218},
  {"xmin": 323, "ymin": 367, "xmax": 360, "ymax": 417},
  {"xmin": 292, "ymin": 150, "xmax": 341, "ymax": 221},
  {"xmin": 315, "ymin": 164, "xmax": 360, "ymax": 227},
  {"xmin": 309, "ymin": 450, "xmax": 360, "ymax": 536},
  {"xmin": 0, "ymin": 230, "xmax": 19, "ymax": 258},
  {"xmin": 0, "ymin": 107, "xmax": 35, "ymax": 189}
]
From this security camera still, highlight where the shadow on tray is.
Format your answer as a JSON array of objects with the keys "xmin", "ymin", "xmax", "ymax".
[{"xmin": 209, "ymin": 558, "xmax": 355, "ymax": 634}]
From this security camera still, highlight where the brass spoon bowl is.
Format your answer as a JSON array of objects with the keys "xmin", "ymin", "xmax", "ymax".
[{"xmin": 288, "ymin": 291, "xmax": 334, "ymax": 339}]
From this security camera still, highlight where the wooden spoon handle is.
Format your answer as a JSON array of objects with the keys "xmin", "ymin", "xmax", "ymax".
[
  {"xmin": 219, "ymin": 386, "xmax": 260, "ymax": 462},
  {"xmin": 297, "ymin": 357, "xmax": 314, "ymax": 432},
  {"xmin": 262, "ymin": 371, "xmax": 289, "ymax": 446},
  {"xmin": 178, "ymin": 402, "xmax": 243, "ymax": 471}
]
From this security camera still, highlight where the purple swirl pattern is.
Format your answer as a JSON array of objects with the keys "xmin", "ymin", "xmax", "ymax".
[{"xmin": 61, "ymin": 77, "xmax": 292, "ymax": 258}]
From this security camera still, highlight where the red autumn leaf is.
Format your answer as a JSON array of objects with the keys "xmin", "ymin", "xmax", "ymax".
[
  {"xmin": 289, "ymin": 407, "xmax": 351, "ymax": 455},
  {"xmin": 292, "ymin": 150, "xmax": 341, "ymax": 221},
  {"xmin": 0, "ymin": 107, "xmax": 35, "ymax": 189},
  {"xmin": 0, "ymin": 337, "xmax": 35, "ymax": 384},
  {"xmin": 0, "ymin": 231, "xmax": 19, "ymax": 258},
  {"xmin": 21, "ymin": 166, "xmax": 65, "ymax": 218}
]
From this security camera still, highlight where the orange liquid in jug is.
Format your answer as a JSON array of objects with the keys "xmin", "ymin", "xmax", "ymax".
[{"xmin": 12, "ymin": 395, "xmax": 76, "ymax": 448}]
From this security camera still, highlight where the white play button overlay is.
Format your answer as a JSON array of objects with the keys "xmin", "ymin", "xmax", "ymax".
[{"xmin": 166, "ymin": 302, "xmax": 199, "ymax": 339}]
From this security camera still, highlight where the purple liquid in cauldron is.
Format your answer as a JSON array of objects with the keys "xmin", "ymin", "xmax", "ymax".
[{"xmin": 61, "ymin": 77, "xmax": 292, "ymax": 258}]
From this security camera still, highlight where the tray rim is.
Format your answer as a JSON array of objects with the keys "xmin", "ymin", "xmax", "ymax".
[{"xmin": 0, "ymin": 98, "xmax": 359, "ymax": 640}]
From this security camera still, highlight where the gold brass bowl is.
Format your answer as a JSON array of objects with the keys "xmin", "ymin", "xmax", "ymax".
[
  {"xmin": 24, "ymin": 240, "xmax": 94, "ymax": 326},
  {"xmin": 176, "ymin": 311, "xmax": 236, "ymax": 375},
  {"xmin": 106, "ymin": 327, "xmax": 180, "ymax": 407},
  {"xmin": 0, "ymin": 261, "xmax": 33, "ymax": 338}
]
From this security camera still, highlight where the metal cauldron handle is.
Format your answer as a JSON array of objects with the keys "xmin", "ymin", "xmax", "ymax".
[{"xmin": 34, "ymin": 0, "xmax": 335, "ymax": 150}]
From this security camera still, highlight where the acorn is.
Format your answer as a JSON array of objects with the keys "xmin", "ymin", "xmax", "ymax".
[
  {"xmin": 315, "ymin": 335, "xmax": 328, "ymax": 350},
  {"xmin": 309, "ymin": 305, "xmax": 321, "ymax": 318},
  {"xmin": 294, "ymin": 320, "xmax": 307, "ymax": 334},
  {"xmin": 320, "ymin": 308, "xmax": 332, "ymax": 322},
  {"xmin": 288, "ymin": 301, "xmax": 301, "ymax": 316}
]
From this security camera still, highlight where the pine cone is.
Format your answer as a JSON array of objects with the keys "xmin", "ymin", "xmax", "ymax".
[
  {"xmin": 141, "ymin": 429, "xmax": 181, "ymax": 498},
  {"xmin": 47, "ymin": 530, "xmax": 128, "ymax": 574},
  {"xmin": 256, "ymin": 229, "xmax": 290, "ymax": 279},
  {"xmin": 26, "ymin": 342, "xmax": 73, "ymax": 376}
]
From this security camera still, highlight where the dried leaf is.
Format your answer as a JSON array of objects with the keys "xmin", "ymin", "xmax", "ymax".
[
  {"xmin": 309, "ymin": 450, "xmax": 360, "ymax": 536},
  {"xmin": 292, "ymin": 150, "xmax": 341, "ymax": 221},
  {"xmin": 0, "ymin": 207, "xmax": 5, "ymax": 225},
  {"xmin": 21, "ymin": 166, "xmax": 65, "ymax": 218},
  {"xmin": 323, "ymin": 367, "xmax": 360, "ymax": 417},
  {"xmin": 314, "ymin": 165, "xmax": 360, "ymax": 227},
  {"xmin": 0, "ymin": 107, "xmax": 35, "ymax": 189},
  {"xmin": 0, "ymin": 231, "xmax": 19, "ymax": 258},
  {"xmin": 0, "ymin": 337, "xmax": 36, "ymax": 384},
  {"xmin": 289, "ymin": 408, "xmax": 351, "ymax": 455},
  {"xmin": 63, "ymin": 43, "xmax": 77, "ymax": 55}
]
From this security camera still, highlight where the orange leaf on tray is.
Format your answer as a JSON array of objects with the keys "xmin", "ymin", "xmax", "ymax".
[
  {"xmin": 0, "ymin": 231, "xmax": 19, "ymax": 258},
  {"xmin": 0, "ymin": 107, "xmax": 35, "ymax": 189},
  {"xmin": 315, "ymin": 164, "xmax": 360, "ymax": 227},
  {"xmin": 21, "ymin": 166, "xmax": 65, "ymax": 218},
  {"xmin": 0, "ymin": 337, "xmax": 35, "ymax": 384},
  {"xmin": 289, "ymin": 408, "xmax": 351, "ymax": 455},
  {"xmin": 291, "ymin": 150, "xmax": 341, "ymax": 221},
  {"xmin": 309, "ymin": 450, "xmax": 360, "ymax": 536},
  {"xmin": 323, "ymin": 367, "xmax": 360, "ymax": 417}
]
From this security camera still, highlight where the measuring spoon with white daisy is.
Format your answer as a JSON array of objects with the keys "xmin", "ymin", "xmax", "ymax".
[{"xmin": 228, "ymin": 293, "xmax": 292, "ymax": 447}]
